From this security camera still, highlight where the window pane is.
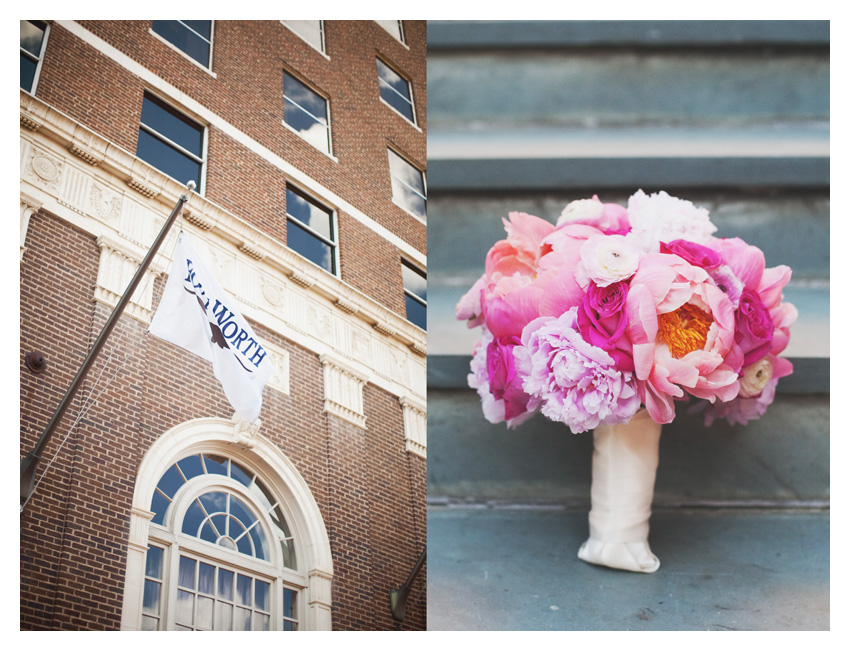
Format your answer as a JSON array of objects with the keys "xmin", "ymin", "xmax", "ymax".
[
  {"xmin": 377, "ymin": 59, "xmax": 414, "ymax": 122},
  {"xmin": 247, "ymin": 524, "xmax": 269, "ymax": 561},
  {"xmin": 254, "ymin": 613, "xmax": 270, "ymax": 631},
  {"xmin": 20, "ymin": 55, "xmax": 37, "ymax": 92},
  {"xmin": 283, "ymin": 73, "xmax": 330, "ymax": 152},
  {"xmin": 156, "ymin": 463, "xmax": 185, "ymax": 499},
  {"xmin": 178, "ymin": 556, "xmax": 196, "ymax": 589},
  {"xmin": 280, "ymin": 539, "xmax": 296, "ymax": 570},
  {"xmin": 137, "ymin": 129, "xmax": 202, "ymax": 190},
  {"xmin": 236, "ymin": 574, "xmax": 251, "ymax": 606},
  {"xmin": 215, "ymin": 602, "xmax": 232, "ymax": 631},
  {"xmin": 199, "ymin": 491, "xmax": 227, "ymax": 515},
  {"xmin": 182, "ymin": 20, "xmax": 212, "ymax": 39},
  {"xmin": 176, "ymin": 454, "xmax": 204, "ymax": 481},
  {"xmin": 283, "ymin": 21, "xmax": 323, "ymax": 51},
  {"xmin": 197, "ymin": 596, "xmax": 214, "ymax": 630},
  {"xmin": 228, "ymin": 495, "xmax": 258, "ymax": 528},
  {"xmin": 182, "ymin": 500, "xmax": 206, "ymax": 537},
  {"xmin": 230, "ymin": 461, "xmax": 253, "ymax": 487},
  {"xmin": 286, "ymin": 219, "xmax": 334, "ymax": 273},
  {"xmin": 142, "ymin": 579, "xmax": 161, "ymax": 615},
  {"xmin": 389, "ymin": 151, "xmax": 425, "ymax": 195},
  {"xmin": 145, "ymin": 546, "xmax": 164, "ymax": 579},
  {"xmin": 402, "ymin": 263, "xmax": 427, "ymax": 302},
  {"xmin": 376, "ymin": 20, "xmax": 403, "ymax": 41},
  {"xmin": 150, "ymin": 489, "xmax": 171, "ymax": 526},
  {"xmin": 202, "ymin": 454, "xmax": 229, "ymax": 477},
  {"xmin": 20, "ymin": 21, "xmax": 45, "ymax": 57},
  {"xmin": 286, "ymin": 188, "xmax": 332, "ymax": 240},
  {"xmin": 141, "ymin": 615, "xmax": 159, "ymax": 631},
  {"xmin": 283, "ymin": 588, "xmax": 295, "ymax": 619},
  {"xmin": 254, "ymin": 580, "xmax": 269, "ymax": 611},
  {"xmin": 141, "ymin": 94, "xmax": 203, "ymax": 156},
  {"xmin": 236, "ymin": 607, "xmax": 251, "ymax": 631},
  {"xmin": 176, "ymin": 589, "xmax": 194, "ymax": 627},
  {"xmin": 152, "ymin": 20, "xmax": 211, "ymax": 66},
  {"xmin": 218, "ymin": 569, "xmax": 234, "ymax": 601},
  {"xmin": 198, "ymin": 562, "xmax": 215, "ymax": 595},
  {"xmin": 405, "ymin": 294, "xmax": 427, "ymax": 330}
]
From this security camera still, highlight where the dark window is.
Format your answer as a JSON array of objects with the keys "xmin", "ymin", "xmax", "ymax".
[
  {"xmin": 137, "ymin": 92, "xmax": 205, "ymax": 192},
  {"xmin": 377, "ymin": 58, "xmax": 415, "ymax": 123},
  {"xmin": 152, "ymin": 20, "xmax": 212, "ymax": 67},
  {"xmin": 402, "ymin": 261, "xmax": 426, "ymax": 330},
  {"xmin": 20, "ymin": 20, "xmax": 48, "ymax": 92},
  {"xmin": 286, "ymin": 187, "xmax": 336, "ymax": 275}
]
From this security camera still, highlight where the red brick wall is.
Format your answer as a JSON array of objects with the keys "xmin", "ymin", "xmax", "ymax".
[
  {"xmin": 34, "ymin": 21, "xmax": 425, "ymax": 317},
  {"xmin": 20, "ymin": 211, "xmax": 426, "ymax": 630}
]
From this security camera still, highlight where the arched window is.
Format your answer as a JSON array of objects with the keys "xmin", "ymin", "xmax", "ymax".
[{"xmin": 122, "ymin": 418, "xmax": 332, "ymax": 631}]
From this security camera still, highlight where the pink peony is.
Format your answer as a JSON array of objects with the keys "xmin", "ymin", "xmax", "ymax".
[
  {"xmin": 697, "ymin": 355, "xmax": 793, "ymax": 426},
  {"xmin": 626, "ymin": 190, "xmax": 717, "ymax": 252},
  {"xmin": 626, "ymin": 252, "xmax": 741, "ymax": 424},
  {"xmin": 468, "ymin": 328, "xmax": 539, "ymax": 427},
  {"xmin": 660, "ymin": 239, "xmax": 722, "ymax": 269},
  {"xmin": 456, "ymin": 211, "xmax": 556, "ymax": 329},
  {"xmin": 519, "ymin": 309, "xmax": 641, "ymax": 433}
]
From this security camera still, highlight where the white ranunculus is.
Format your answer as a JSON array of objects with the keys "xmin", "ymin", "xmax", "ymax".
[
  {"xmin": 557, "ymin": 198, "xmax": 604, "ymax": 227},
  {"xmin": 577, "ymin": 234, "xmax": 643, "ymax": 287},
  {"xmin": 738, "ymin": 356, "xmax": 774, "ymax": 398}
]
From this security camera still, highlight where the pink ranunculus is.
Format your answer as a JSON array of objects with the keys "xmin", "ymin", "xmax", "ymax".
[
  {"xmin": 735, "ymin": 288, "xmax": 774, "ymax": 367},
  {"xmin": 519, "ymin": 310, "xmax": 641, "ymax": 433},
  {"xmin": 707, "ymin": 264, "xmax": 744, "ymax": 309},
  {"xmin": 660, "ymin": 239, "xmax": 722, "ymax": 269},
  {"xmin": 697, "ymin": 354, "xmax": 793, "ymax": 426},
  {"xmin": 468, "ymin": 328, "xmax": 539, "ymax": 427},
  {"xmin": 557, "ymin": 195, "xmax": 631, "ymax": 235},
  {"xmin": 626, "ymin": 253, "xmax": 740, "ymax": 424},
  {"xmin": 575, "ymin": 281, "xmax": 634, "ymax": 372}
]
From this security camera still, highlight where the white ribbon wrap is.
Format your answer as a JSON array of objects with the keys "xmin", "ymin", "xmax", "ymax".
[{"xmin": 577, "ymin": 409, "xmax": 662, "ymax": 573}]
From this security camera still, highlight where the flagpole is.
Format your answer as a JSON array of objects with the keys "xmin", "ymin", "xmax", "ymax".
[{"xmin": 20, "ymin": 181, "xmax": 195, "ymax": 510}]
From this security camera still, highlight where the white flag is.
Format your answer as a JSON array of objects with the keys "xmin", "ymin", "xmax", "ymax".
[{"xmin": 150, "ymin": 234, "xmax": 275, "ymax": 423}]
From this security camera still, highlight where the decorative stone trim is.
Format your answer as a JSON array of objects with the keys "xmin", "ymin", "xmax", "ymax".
[
  {"xmin": 68, "ymin": 142, "xmax": 103, "ymax": 166},
  {"xmin": 239, "ymin": 241, "xmax": 265, "ymax": 260},
  {"xmin": 126, "ymin": 175, "xmax": 159, "ymax": 198},
  {"xmin": 263, "ymin": 341, "xmax": 290, "ymax": 395},
  {"xmin": 127, "ymin": 506, "xmax": 155, "ymax": 553},
  {"xmin": 399, "ymin": 395, "xmax": 427, "ymax": 458},
  {"xmin": 183, "ymin": 208, "xmax": 215, "ymax": 230},
  {"xmin": 20, "ymin": 111, "xmax": 42, "ymax": 132},
  {"xmin": 20, "ymin": 193, "xmax": 43, "ymax": 261},
  {"xmin": 230, "ymin": 413, "xmax": 261, "ymax": 449},
  {"xmin": 409, "ymin": 341, "xmax": 426, "ymax": 357},
  {"xmin": 94, "ymin": 234, "xmax": 158, "ymax": 322},
  {"xmin": 289, "ymin": 269, "xmax": 315, "ymax": 288},
  {"xmin": 334, "ymin": 298, "xmax": 359, "ymax": 314},
  {"xmin": 320, "ymin": 353, "xmax": 368, "ymax": 429},
  {"xmin": 373, "ymin": 321, "xmax": 396, "ymax": 337},
  {"xmin": 306, "ymin": 569, "xmax": 334, "ymax": 630}
]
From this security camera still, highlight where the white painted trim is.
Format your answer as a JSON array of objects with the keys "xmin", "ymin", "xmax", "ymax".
[
  {"xmin": 57, "ymin": 20, "xmax": 424, "ymax": 268},
  {"xmin": 148, "ymin": 25, "xmax": 217, "ymax": 77},
  {"xmin": 120, "ymin": 416, "xmax": 333, "ymax": 631}
]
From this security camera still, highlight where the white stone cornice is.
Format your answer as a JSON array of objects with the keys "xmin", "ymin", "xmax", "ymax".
[
  {"xmin": 94, "ymin": 234, "xmax": 160, "ymax": 322},
  {"xmin": 320, "ymin": 352, "xmax": 368, "ymax": 429},
  {"xmin": 20, "ymin": 191, "xmax": 43, "ymax": 261},
  {"xmin": 399, "ymin": 395, "xmax": 427, "ymax": 458}
]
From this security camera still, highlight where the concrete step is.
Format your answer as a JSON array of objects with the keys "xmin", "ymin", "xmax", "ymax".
[
  {"xmin": 428, "ymin": 22, "xmax": 828, "ymax": 131},
  {"xmin": 427, "ymin": 381, "xmax": 828, "ymax": 504},
  {"xmin": 427, "ymin": 506, "xmax": 829, "ymax": 630}
]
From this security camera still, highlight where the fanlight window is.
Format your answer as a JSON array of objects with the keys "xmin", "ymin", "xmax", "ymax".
[{"xmin": 150, "ymin": 453, "xmax": 296, "ymax": 569}]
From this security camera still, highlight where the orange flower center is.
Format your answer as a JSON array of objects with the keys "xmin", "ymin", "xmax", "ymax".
[{"xmin": 657, "ymin": 302, "xmax": 713, "ymax": 359}]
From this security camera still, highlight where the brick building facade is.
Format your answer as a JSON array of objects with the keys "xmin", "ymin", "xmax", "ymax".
[{"xmin": 20, "ymin": 20, "xmax": 426, "ymax": 631}]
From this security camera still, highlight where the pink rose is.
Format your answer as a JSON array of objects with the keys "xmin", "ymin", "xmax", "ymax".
[
  {"xmin": 660, "ymin": 239, "xmax": 722, "ymax": 269},
  {"xmin": 576, "ymin": 281, "xmax": 634, "ymax": 372},
  {"xmin": 735, "ymin": 288, "xmax": 774, "ymax": 367}
]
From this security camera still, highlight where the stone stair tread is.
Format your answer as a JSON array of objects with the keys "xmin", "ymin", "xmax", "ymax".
[
  {"xmin": 428, "ymin": 124, "xmax": 829, "ymax": 160},
  {"xmin": 427, "ymin": 506, "xmax": 829, "ymax": 630}
]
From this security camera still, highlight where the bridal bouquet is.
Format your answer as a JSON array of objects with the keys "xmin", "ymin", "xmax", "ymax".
[{"xmin": 456, "ymin": 190, "xmax": 797, "ymax": 433}]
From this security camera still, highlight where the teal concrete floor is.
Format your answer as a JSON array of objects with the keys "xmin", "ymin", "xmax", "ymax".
[{"xmin": 427, "ymin": 506, "xmax": 829, "ymax": 631}]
